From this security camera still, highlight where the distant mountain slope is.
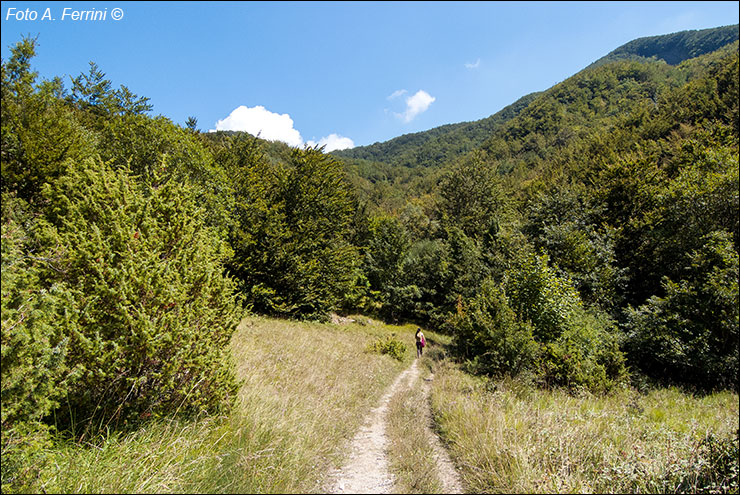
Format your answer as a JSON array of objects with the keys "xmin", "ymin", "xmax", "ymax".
[
  {"xmin": 206, "ymin": 27, "xmax": 738, "ymax": 193},
  {"xmin": 479, "ymin": 38, "xmax": 737, "ymax": 190},
  {"xmin": 589, "ymin": 24, "xmax": 738, "ymax": 67},
  {"xmin": 332, "ymin": 91, "xmax": 540, "ymax": 170},
  {"xmin": 209, "ymin": 26, "xmax": 738, "ymax": 213},
  {"xmin": 335, "ymin": 25, "xmax": 737, "ymax": 181}
]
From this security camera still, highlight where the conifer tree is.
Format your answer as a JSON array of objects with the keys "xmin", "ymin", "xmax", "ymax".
[{"xmin": 1, "ymin": 37, "xmax": 94, "ymax": 201}]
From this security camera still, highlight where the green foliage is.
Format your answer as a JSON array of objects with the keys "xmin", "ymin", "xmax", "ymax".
[
  {"xmin": 444, "ymin": 227, "xmax": 491, "ymax": 304},
  {"xmin": 362, "ymin": 213, "xmax": 410, "ymax": 294},
  {"xmin": 0, "ymin": 36, "xmax": 38, "ymax": 95},
  {"xmin": 1, "ymin": 195, "xmax": 71, "ymax": 493},
  {"xmin": 398, "ymin": 197, "xmax": 438, "ymax": 242},
  {"xmin": 438, "ymin": 152, "xmax": 508, "ymax": 240},
  {"xmin": 624, "ymin": 232, "xmax": 739, "ymax": 390},
  {"xmin": 367, "ymin": 334, "xmax": 408, "ymax": 361},
  {"xmin": 363, "ymin": 225, "xmax": 489, "ymax": 325},
  {"xmin": 504, "ymin": 250, "xmax": 583, "ymax": 343},
  {"xmin": 1, "ymin": 420, "xmax": 55, "ymax": 493},
  {"xmin": 96, "ymin": 113, "xmax": 233, "ymax": 234},
  {"xmin": 450, "ymin": 279, "xmax": 538, "ymax": 376},
  {"xmin": 523, "ymin": 187, "xmax": 626, "ymax": 311},
  {"xmin": 98, "ymin": 114, "xmax": 214, "ymax": 180},
  {"xmin": 227, "ymin": 144, "xmax": 359, "ymax": 319},
  {"xmin": 1, "ymin": 37, "xmax": 95, "ymax": 201},
  {"xmin": 592, "ymin": 24, "xmax": 739, "ymax": 66},
  {"xmin": 538, "ymin": 310, "xmax": 627, "ymax": 393},
  {"xmin": 472, "ymin": 41, "xmax": 737, "ymax": 392},
  {"xmin": 392, "ymin": 239, "xmax": 451, "ymax": 322},
  {"xmin": 185, "ymin": 116, "xmax": 198, "ymax": 132},
  {"xmin": 449, "ymin": 251, "xmax": 627, "ymax": 392},
  {"xmin": 1, "ymin": 195, "xmax": 71, "ymax": 429},
  {"xmin": 505, "ymin": 252, "xmax": 627, "ymax": 391},
  {"xmin": 37, "ymin": 158, "xmax": 240, "ymax": 431},
  {"xmin": 613, "ymin": 126, "xmax": 739, "ymax": 304},
  {"xmin": 68, "ymin": 61, "xmax": 152, "ymax": 117}
]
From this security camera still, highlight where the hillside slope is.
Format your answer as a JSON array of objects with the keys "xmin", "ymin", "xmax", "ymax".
[
  {"xmin": 332, "ymin": 24, "xmax": 737, "ymax": 187},
  {"xmin": 332, "ymin": 91, "xmax": 540, "ymax": 171},
  {"xmin": 589, "ymin": 23, "xmax": 738, "ymax": 67}
]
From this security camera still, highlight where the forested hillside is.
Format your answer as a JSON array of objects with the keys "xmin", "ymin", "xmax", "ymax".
[
  {"xmin": 590, "ymin": 23, "xmax": 739, "ymax": 66},
  {"xmin": 333, "ymin": 91, "xmax": 540, "ymax": 172},
  {"xmin": 334, "ymin": 24, "xmax": 738, "ymax": 202},
  {"xmin": 338, "ymin": 28, "xmax": 738, "ymax": 392},
  {"xmin": 2, "ymin": 24, "xmax": 738, "ymax": 493}
]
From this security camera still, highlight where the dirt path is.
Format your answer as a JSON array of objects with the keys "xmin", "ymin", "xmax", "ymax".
[{"xmin": 326, "ymin": 359, "xmax": 463, "ymax": 494}]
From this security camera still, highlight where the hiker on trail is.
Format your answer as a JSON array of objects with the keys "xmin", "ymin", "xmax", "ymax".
[{"xmin": 415, "ymin": 328, "xmax": 426, "ymax": 358}]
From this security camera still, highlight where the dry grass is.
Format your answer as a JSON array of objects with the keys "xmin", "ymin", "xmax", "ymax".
[
  {"xmin": 22, "ymin": 317, "xmax": 736, "ymax": 494},
  {"xmin": 429, "ymin": 360, "xmax": 740, "ymax": 494},
  {"xmin": 35, "ymin": 315, "xmax": 414, "ymax": 493}
]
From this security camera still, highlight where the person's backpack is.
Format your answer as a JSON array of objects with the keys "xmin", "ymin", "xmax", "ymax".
[{"xmin": 420, "ymin": 334, "xmax": 426, "ymax": 347}]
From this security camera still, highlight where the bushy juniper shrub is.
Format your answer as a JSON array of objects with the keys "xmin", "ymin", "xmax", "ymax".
[
  {"xmin": 450, "ymin": 279, "xmax": 538, "ymax": 377},
  {"xmin": 1, "ymin": 195, "xmax": 69, "ymax": 493},
  {"xmin": 36, "ymin": 158, "xmax": 241, "ymax": 432},
  {"xmin": 1, "ymin": 195, "xmax": 70, "ymax": 429}
]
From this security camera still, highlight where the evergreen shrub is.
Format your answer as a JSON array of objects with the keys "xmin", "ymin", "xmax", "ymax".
[{"xmin": 37, "ymin": 158, "xmax": 241, "ymax": 431}]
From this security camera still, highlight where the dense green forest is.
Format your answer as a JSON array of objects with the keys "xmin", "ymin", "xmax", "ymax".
[{"xmin": 2, "ymin": 24, "xmax": 738, "ymax": 492}]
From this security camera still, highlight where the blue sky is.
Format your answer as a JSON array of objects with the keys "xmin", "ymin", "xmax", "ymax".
[{"xmin": 2, "ymin": 1, "xmax": 738, "ymax": 149}]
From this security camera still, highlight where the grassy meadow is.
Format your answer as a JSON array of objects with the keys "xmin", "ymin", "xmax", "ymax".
[
  {"xmin": 12, "ymin": 317, "xmax": 738, "ymax": 494},
  {"xmin": 28, "ymin": 316, "xmax": 418, "ymax": 493},
  {"xmin": 426, "ymin": 344, "xmax": 739, "ymax": 494}
]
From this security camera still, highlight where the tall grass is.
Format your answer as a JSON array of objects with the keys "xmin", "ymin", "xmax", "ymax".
[
  {"xmin": 429, "ymin": 359, "xmax": 740, "ymax": 494},
  {"xmin": 32, "ymin": 316, "xmax": 414, "ymax": 493},
  {"xmin": 17, "ymin": 317, "xmax": 736, "ymax": 494}
]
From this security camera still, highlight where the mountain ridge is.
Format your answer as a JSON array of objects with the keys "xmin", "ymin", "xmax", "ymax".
[
  {"xmin": 332, "ymin": 24, "xmax": 738, "ymax": 177},
  {"xmin": 332, "ymin": 91, "xmax": 540, "ymax": 169},
  {"xmin": 588, "ymin": 23, "xmax": 739, "ymax": 68}
]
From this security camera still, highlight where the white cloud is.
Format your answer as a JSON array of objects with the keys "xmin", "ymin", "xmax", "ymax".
[
  {"xmin": 465, "ymin": 58, "xmax": 481, "ymax": 69},
  {"xmin": 211, "ymin": 105, "xmax": 354, "ymax": 152},
  {"xmin": 211, "ymin": 105, "xmax": 303, "ymax": 147},
  {"xmin": 395, "ymin": 90, "xmax": 436, "ymax": 123},
  {"xmin": 387, "ymin": 89, "xmax": 408, "ymax": 100},
  {"xmin": 307, "ymin": 133, "xmax": 355, "ymax": 152}
]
